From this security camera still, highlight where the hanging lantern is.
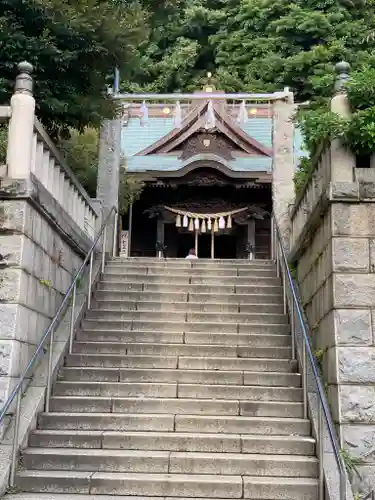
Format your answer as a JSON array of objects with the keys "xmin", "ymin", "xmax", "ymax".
[
  {"xmin": 227, "ymin": 214, "xmax": 232, "ymax": 229},
  {"xmin": 201, "ymin": 219, "xmax": 206, "ymax": 233},
  {"xmin": 207, "ymin": 218, "xmax": 212, "ymax": 231},
  {"xmin": 213, "ymin": 219, "xmax": 219, "ymax": 232},
  {"xmin": 176, "ymin": 214, "xmax": 181, "ymax": 227},
  {"xmin": 188, "ymin": 218, "xmax": 194, "ymax": 231},
  {"xmin": 219, "ymin": 216, "xmax": 225, "ymax": 230},
  {"xmin": 183, "ymin": 214, "xmax": 188, "ymax": 227},
  {"xmin": 194, "ymin": 218, "xmax": 200, "ymax": 231}
]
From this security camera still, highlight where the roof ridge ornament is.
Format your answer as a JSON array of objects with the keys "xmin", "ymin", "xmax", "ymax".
[
  {"xmin": 334, "ymin": 61, "xmax": 351, "ymax": 94},
  {"xmin": 237, "ymin": 100, "xmax": 249, "ymax": 126},
  {"xmin": 204, "ymin": 100, "xmax": 216, "ymax": 130},
  {"xmin": 173, "ymin": 101, "xmax": 182, "ymax": 129}
]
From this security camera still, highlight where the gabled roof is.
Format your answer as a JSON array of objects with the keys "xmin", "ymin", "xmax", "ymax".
[{"xmin": 135, "ymin": 100, "xmax": 272, "ymax": 158}]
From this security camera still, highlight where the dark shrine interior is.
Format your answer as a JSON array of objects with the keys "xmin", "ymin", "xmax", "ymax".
[{"xmin": 121, "ymin": 169, "xmax": 272, "ymax": 259}]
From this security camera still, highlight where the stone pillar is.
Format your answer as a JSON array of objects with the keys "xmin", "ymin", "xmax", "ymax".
[
  {"xmin": 272, "ymin": 92, "xmax": 296, "ymax": 248},
  {"xmin": 6, "ymin": 62, "xmax": 35, "ymax": 179},
  {"xmin": 96, "ymin": 118, "xmax": 121, "ymax": 252},
  {"xmin": 330, "ymin": 62, "xmax": 355, "ymax": 183}
]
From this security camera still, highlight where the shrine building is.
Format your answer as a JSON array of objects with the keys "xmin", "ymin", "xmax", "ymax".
[{"xmin": 120, "ymin": 87, "xmax": 303, "ymax": 259}]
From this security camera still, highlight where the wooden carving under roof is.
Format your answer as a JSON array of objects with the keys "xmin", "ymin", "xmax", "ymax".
[
  {"xmin": 180, "ymin": 133, "xmax": 234, "ymax": 161},
  {"xmin": 135, "ymin": 100, "xmax": 272, "ymax": 158}
]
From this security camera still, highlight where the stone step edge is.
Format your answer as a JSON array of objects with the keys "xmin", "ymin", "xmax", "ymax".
[
  {"xmin": 68, "ymin": 352, "xmax": 294, "ymax": 359},
  {"xmin": 22, "ymin": 448, "xmax": 318, "ymax": 463},
  {"xmin": 54, "ymin": 381, "xmax": 302, "ymax": 391},
  {"xmin": 62, "ymin": 367, "xmax": 300, "ymax": 375},
  {"xmin": 15, "ymin": 470, "xmax": 319, "ymax": 483},
  {"xmin": 83, "ymin": 319, "xmax": 289, "ymax": 327},
  {"xmin": 93, "ymin": 300, "xmax": 284, "ymax": 308},
  {"xmin": 87, "ymin": 309, "xmax": 287, "ymax": 317},
  {"xmin": 39, "ymin": 412, "xmax": 310, "ymax": 423},
  {"xmin": 97, "ymin": 290, "xmax": 283, "ymax": 297},
  {"xmin": 99, "ymin": 280, "xmax": 282, "ymax": 288},
  {"xmin": 30, "ymin": 429, "xmax": 315, "ymax": 441},
  {"xmin": 4, "ymin": 494, "xmax": 315, "ymax": 500},
  {"xmin": 107, "ymin": 256, "xmax": 275, "ymax": 267}
]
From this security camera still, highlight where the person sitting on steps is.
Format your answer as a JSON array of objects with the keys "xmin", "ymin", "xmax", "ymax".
[{"xmin": 185, "ymin": 248, "xmax": 198, "ymax": 259}]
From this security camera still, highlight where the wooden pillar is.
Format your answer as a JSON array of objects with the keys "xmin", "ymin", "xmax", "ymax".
[
  {"xmin": 156, "ymin": 219, "xmax": 165, "ymax": 257},
  {"xmin": 247, "ymin": 220, "xmax": 255, "ymax": 260},
  {"xmin": 128, "ymin": 203, "xmax": 133, "ymax": 257}
]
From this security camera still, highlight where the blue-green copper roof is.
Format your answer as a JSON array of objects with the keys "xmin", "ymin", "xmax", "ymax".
[
  {"xmin": 121, "ymin": 117, "xmax": 273, "ymax": 173},
  {"xmin": 126, "ymin": 155, "xmax": 272, "ymax": 173},
  {"xmin": 122, "ymin": 118, "xmax": 175, "ymax": 157},
  {"xmin": 241, "ymin": 119, "xmax": 272, "ymax": 148}
]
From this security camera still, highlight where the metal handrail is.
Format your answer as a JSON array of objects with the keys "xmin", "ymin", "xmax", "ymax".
[
  {"xmin": 271, "ymin": 215, "xmax": 347, "ymax": 500},
  {"xmin": 0, "ymin": 206, "xmax": 118, "ymax": 487}
]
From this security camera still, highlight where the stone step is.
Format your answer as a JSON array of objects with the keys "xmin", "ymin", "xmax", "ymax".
[
  {"xmin": 48, "ymin": 397, "xmax": 305, "ymax": 418},
  {"xmin": 82, "ymin": 319, "xmax": 290, "ymax": 334},
  {"xmin": 98, "ymin": 281, "xmax": 283, "ymax": 295},
  {"xmin": 39, "ymin": 412, "xmax": 311, "ymax": 435},
  {"xmin": 174, "ymin": 415, "xmax": 311, "ymax": 435},
  {"xmin": 6, "ymin": 491, "xmax": 318, "ymax": 500},
  {"xmin": 14, "ymin": 471, "xmax": 242, "ymax": 497},
  {"xmin": 105, "ymin": 270, "xmax": 278, "ymax": 280},
  {"xmin": 102, "ymin": 273, "xmax": 281, "ymax": 286},
  {"xmin": 67, "ymin": 352, "xmax": 294, "ymax": 372},
  {"xmin": 71, "ymin": 342, "xmax": 292, "ymax": 358},
  {"xmin": 77, "ymin": 331, "xmax": 185, "ymax": 344},
  {"xmin": 93, "ymin": 299, "xmax": 285, "ymax": 314},
  {"xmin": 60, "ymin": 367, "xmax": 301, "ymax": 387},
  {"xmin": 177, "ymin": 356, "xmax": 297, "ymax": 371},
  {"xmin": 94, "ymin": 290, "xmax": 283, "ymax": 304},
  {"xmin": 53, "ymin": 381, "xmax": 303, "ymax": 402},
  {"xmin": 85, "ymin": 309, "xmax": 289, "ymax": 325},
  {"xmin": 109, "ymin": 257, "xmax": 274, "ymax": 266},
  {"xmin": 29, "ymin": 430, "xmax": 315, "ymax": 455},
  {"xmin": 105, "ymin": 263, "xmax": 277, "ymax": 276},
  {"xmin": 243, "ymin": 476, "xmax": 318, "ymax": 499},
  {"xmin": 76, "ymin": 330, "xmax": 291, "ymax": 345},
  {"xmin": 15, "ymin": 471, "xmax": 318, "ymax": 498},
  {"xmin": 22, "ymin": 448, "xmax": 318, "ymax": 477}
]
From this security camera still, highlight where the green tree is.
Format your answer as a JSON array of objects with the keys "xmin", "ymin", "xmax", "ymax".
[
  {"xmin": 60, "ymin": 128, "xmax": 99, "ymax": 197},
  {"xmin": 213, "ymin": 0, "xmax": 375, "ymax": 100},
  {"xmin": 0, "ymin": 0, "xmax": 148, "ymax": 136},
  {"xmin": 121, "ymin": 0, "xmax": 228, "ymax": 92},
  {"xmin": 123, "ymin": 0, "xmax": 375, "ymax": 102}
]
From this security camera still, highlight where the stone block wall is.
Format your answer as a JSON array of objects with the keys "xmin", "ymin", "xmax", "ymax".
[
  {"xmin": 293, "ymin": 200, "xmax": 375, "ymax": 497},
  {"xmin": 0, "ymin": 197, "xmax": 87, "ymax": 406}
]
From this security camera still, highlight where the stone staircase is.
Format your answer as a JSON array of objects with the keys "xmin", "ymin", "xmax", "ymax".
[{"xmin": 11, "ymin": 258, "xmax": 318, "ymax": 499}]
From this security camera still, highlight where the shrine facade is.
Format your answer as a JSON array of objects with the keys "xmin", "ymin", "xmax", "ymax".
[{"xmin": 118, "ymin": 90, "xmax": 301, "ymax": 259}]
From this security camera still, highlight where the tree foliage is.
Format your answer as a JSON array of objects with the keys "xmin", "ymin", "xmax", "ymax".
[
  {"xmin": 0, "ymin": 0, "xmax": 148, "ymax": 136},
  {"xmin": 60, "ymin": 128, "xmax": 99, "ymax": 197},
  {"xmin": 122, "ymin": 0, "xmax": 375, "ymax": 102}
]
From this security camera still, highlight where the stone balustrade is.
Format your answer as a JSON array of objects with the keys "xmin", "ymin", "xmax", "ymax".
[
  {"xmin": 290, "ymin": 144, "xmax": 331, "ymax": 254},
  {"xmin": 31, "ymin": 119, "xmax": 96, "ymax": 239},
  {"xmin": 0, "ymin": 63, "xmax": 101, "ymax": 415}
]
